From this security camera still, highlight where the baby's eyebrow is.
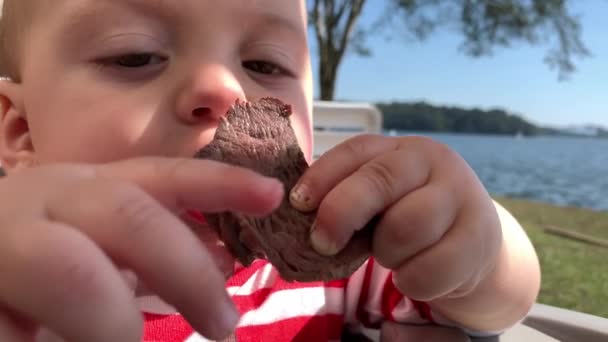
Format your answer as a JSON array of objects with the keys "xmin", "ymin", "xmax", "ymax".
[
  {"xmin": 255, "ymin": 12, "xmax": 307, "ymax": 40},
  {"xmin": 93, "ymin": 0, "xmax": 179, "ymax": 24},
  {"xmin": 61, "ymin": 0, "xmax": 177, "ymax": 40},
  {"xmin": 126, "ymin": 0, "xmax": 307, "ymax": 40},
  {"xmin": 59, "ymin": 0, "xmax": 307, "ymax": 52},
  {"xmin": 119, "ymin": 0, "xmax": 178, "ymax": 20},
  {"xmin": 61, "ymin": 0, "xmax": 178, "ymax": 36}
]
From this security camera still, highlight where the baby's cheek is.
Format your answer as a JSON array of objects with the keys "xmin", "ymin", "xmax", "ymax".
[{"xmin": 289, "ymin": 113, "xmax": 313, "ymax": 163}]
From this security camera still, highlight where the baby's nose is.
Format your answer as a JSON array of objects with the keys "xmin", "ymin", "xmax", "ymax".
[{"xmin": 176, "ymin": 64, "xmax": 245, "ymax": 123}]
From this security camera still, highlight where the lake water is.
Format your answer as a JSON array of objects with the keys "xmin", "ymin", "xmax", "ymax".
[{"xmin": 389, "ymin": 132, "xmax": 608, "ymax": 211}]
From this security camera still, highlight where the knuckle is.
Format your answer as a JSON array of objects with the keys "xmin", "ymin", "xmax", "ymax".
[
  {"xmin": 341, "ymin": 135, "xmax": 370, "ymax": 159},
  {"xmin": 399, "ymin": 135, "xmax": 434, "ymax": 148},
  {"xmin": 55, "ymin": 259, "xmax": 106, "ymax": 302},
  {"xmin": 414, "ymin": 136, "xmax": 460, "ymax": 163},
  {"xmin": 358, "ymin": 161, "xmax": 396, "ymax": 201},
  {"xmin": 353, "ymin": 133, "xmax": 379, "ymax": 144},
  {"xmin": 316, "ymin": 197, "xmax": 343, "ymax": 229},
  {"xmin": 153, "ymin": 158, "xmax": 193, "ymax": 209},
  {"xmin": 108, "ymin": 183, "xmax": 162, "ymax": 238},
  {"xmin": 149, "ymin": 157, "xmax": 190, "ymax": 183}
]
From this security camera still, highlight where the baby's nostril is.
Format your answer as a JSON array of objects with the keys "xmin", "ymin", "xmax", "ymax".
[{"xmin": 192, "ymin": 107, "xmax": 211, "ymax": 117}]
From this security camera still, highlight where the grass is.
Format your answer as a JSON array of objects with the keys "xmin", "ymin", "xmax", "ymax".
[{"xmin": 494, "ymin": 196, "xmax": 608, "ymax": 318}]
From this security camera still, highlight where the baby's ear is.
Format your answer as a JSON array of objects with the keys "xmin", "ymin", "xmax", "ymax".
[{"xmin": 0, "ymin": 79, "xmax": 36, "ymax": 174}]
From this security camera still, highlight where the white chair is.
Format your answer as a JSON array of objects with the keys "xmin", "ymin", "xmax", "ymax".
[{"xmin": 312, "ymin": 101, "xmax": 382, "ymax": 159}]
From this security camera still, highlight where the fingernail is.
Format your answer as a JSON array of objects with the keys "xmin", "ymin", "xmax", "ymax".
[
  {"xmin": 290, "ymin": 183, "xmax": 314, "ymax": 211},
  {"xmin": 310, "ymin": 221, "xmax": 339, "ymax": 256}
]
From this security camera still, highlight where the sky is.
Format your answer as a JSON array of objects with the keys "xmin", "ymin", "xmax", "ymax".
[{"xmin": 309, "ymin": 0, "xmax": 607, "ymax": 127}]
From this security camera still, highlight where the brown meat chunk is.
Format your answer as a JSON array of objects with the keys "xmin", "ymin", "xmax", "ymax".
[{"xmin": 195, "ymin": 98, "xmax": 373, "ymax": 282}]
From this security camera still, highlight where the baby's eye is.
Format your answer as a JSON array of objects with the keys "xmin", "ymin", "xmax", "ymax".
[
  {"xmin": 101, "ymin": 53, "xmax": 167, "ymax": 68},
  {"xmin": 243, "ymin": 60, "xmax": 286, "ymax": 76}
]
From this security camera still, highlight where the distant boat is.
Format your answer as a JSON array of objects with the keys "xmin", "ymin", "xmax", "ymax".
[{"xmin": 515, "ymin": 131, "xmax": 524, "ymax": 139}]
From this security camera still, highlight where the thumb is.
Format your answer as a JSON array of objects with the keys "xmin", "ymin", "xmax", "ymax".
[{"xmin": 381, "ymin": 321, "xmax": 471, "ymax": 342}]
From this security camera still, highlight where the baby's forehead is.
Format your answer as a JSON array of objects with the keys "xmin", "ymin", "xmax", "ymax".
[
  {"xmin": 1, "ymin": 0, "xmax": 40, "ymax": 29},
  {"xmin": 0, "ymin": 0, "xmax": 308, "ymax": 79},
  {"xmin": 4, "ymin": 0, "xmax": 306, "ymax": 24},
  {"xmin": 46, "ymin": 0, "xmax": 307, "ymax": 39}
]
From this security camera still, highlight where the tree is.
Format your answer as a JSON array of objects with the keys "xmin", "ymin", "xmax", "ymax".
[
  {"xmin": 377, "ymin": 101, "xmax": 540, "ymax": 135},
  {"xmin": 309, "ymin": 0, "xmax": 590, "ymax": 100}
]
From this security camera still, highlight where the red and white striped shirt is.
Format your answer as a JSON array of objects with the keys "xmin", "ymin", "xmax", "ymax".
[
  {"xmin": 140, "ymin": 257, "xmax": 479, "ymax": 342},
  {"xmin": 140, "ymin": 212, "xmax": 494, "ymax": 341}
]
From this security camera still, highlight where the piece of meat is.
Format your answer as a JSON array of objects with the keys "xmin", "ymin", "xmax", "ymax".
[{"xmin": 195, "ymin": 98, "xmax": 374, "ymax": 282}]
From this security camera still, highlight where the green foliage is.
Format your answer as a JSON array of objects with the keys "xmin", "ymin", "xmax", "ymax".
[
  {"xmin": 309, "ymin": 0, "xmax": 590, "ymax": 100},
  {"xmin": 378, "ymin": 101, "xmax": 539, "ymax": 135},
  {"xmin": 383, "ymin": 0, "xmax": 590, "ymax": 79}
]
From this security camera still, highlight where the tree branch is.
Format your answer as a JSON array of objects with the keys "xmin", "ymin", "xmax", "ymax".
[
  {"xmin": 334, "ymin": 0, "xmax": 351, "ymax": 26},
  {"xmin": 337, "ymin": 0, "xmax": 367, "ymax": 59},
  {"xmin": 312, "ymin": 0, "xmax": 325, "ymax": 44}
]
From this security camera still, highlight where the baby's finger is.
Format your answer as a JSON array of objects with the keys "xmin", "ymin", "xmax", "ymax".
[
  {"xmin": 392, "ymin": 211, "xmax": 486, "ymax": 301},
  {"xmin": 311, "ymin": 148, "xmax": 431, "ymax": 256},
  {"xmin": 373, "ymin": 184, "xmax": 458, "ymax": 269},
  {"xmin": 98, "ymin": 157, "xmax": 283, "ymax": 216},
  {"xmin": 0, "ymin": 220, "xmax": 141, "ymax": 342},
  {"xmin": 47, "ymin": 179, "xmax": 239, "ymax": 340},
  {"xmin": 290, "ymin": 134, "xmax": 399, "ymax": 211}
]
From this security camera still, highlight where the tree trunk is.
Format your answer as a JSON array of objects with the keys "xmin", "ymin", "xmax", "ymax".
[
  {"xmin": 311, "ymin": 0, "xmax": 366, "ymax": 101},
  {"xmin": 319, "ymin": 51, "xmax": 339, "ymax": 101}
]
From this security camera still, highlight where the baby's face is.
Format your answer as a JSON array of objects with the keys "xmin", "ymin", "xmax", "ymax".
[{"xmin": 12, "ymin": 0, "xmax": 312, "ymax": 165}]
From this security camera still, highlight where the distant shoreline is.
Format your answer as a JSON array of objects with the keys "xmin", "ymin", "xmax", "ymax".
[
  {"xmin": 377, "ymin": 101, "xmax": 608, "ymax": 139},
  {"xmin": 384, "ymin": 129, "xmax": 608, "ymax": 139}
]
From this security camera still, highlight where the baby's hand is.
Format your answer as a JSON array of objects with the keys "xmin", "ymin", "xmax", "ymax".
[
  {"xmin": 0, "ymin": 158, "xmax": 283, "ymax": 342},
  {"xmin": 290, "ymin": 135, "xmax": 501, "ymax": 301}
]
